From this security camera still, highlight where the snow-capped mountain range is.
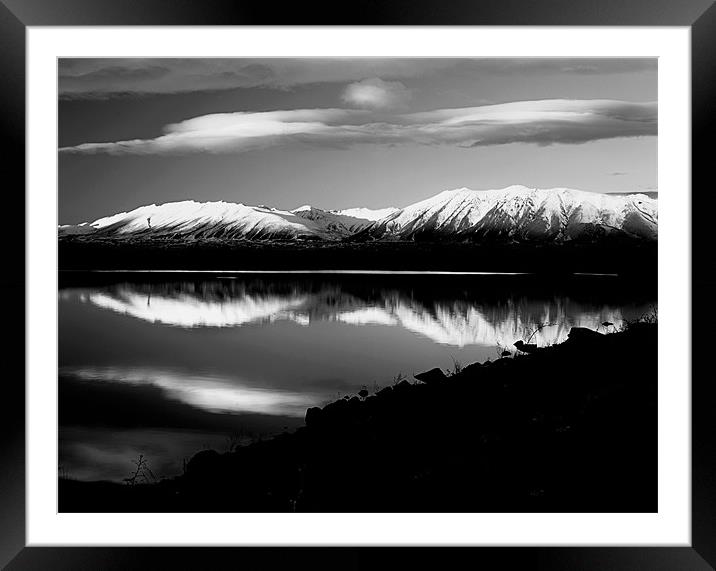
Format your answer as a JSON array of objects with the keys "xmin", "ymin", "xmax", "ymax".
[{"xmin": 59, "ymin": 185, "xmax": 657, "ymax": 242}]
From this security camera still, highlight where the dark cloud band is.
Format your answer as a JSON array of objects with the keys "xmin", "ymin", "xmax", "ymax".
[{"xmin": 58, "ymin": 58, "xmax": 657, "ymax": 99}]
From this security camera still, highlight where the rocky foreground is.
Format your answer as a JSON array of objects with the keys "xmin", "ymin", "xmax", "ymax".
[{"xmin": 60, "ymin": 322, "xmax": 657, "ymax": 513}]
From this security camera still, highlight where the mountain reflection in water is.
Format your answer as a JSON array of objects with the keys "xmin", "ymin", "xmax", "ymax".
[
  {"xmin": 68, "ymin": 278, "xmax": 646, "ymax": 347},
  {"xmin": 59, "ymin": 274, "xmax": 655, "ymax": 482}
]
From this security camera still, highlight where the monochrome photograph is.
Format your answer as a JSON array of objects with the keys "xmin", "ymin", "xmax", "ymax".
[{"xmin": 57, "ymin": 57, "xmax": 658, "ymax": 513}]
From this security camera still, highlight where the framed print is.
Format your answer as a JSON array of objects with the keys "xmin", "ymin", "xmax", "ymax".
[{"xmin": 2, "ymin": 0, "xmax": 714, "ymax": 568}]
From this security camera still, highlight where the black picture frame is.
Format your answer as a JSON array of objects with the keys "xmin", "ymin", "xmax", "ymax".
[{"xmin": 2, "ymin": 1, "xmax": 713, "ymax": 568}]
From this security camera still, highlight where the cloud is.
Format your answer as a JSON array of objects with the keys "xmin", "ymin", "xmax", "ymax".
[
  {"xmin": 60, "ymin": 108, "xmax": 365, "ymax": 155},
  {"xmin": 58, "ymin": 58, "xmax": 656, "ymax": 99},
  {"xmin": 341, "ymin": 78, "xmax": 412, "ymax": 110},
  {"xmin": 59, "ymin": 99, "xmax": 657, "ymax": 156},
  {"xmin": 58, "ymin": 59, "xmax": 445, "ymax": 99}
]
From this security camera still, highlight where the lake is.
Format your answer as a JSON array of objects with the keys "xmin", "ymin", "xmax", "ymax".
[{"xmin": 58, "ymin": 272, "xmax": 655, "ymax": 482}]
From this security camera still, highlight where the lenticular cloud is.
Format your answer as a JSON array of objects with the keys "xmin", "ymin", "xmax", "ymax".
[{"xmin": 59, "ymin": 99, "xmax": 657, "ymax": 156}]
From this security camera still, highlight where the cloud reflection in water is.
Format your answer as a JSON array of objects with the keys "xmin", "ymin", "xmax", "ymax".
[{"xmin": 63, "ymin": 366, "xmax": 318, "ymax": 417}]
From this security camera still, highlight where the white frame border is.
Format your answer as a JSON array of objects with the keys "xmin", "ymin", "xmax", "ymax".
[{"xmin": 27, "ymin": 26, "xmax": 690, "ymax": 546}]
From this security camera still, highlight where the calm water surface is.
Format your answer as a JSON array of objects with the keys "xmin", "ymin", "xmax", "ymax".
[{"xmin": 59, "ymin": 272, "xmax": 655, "ymax": 482}]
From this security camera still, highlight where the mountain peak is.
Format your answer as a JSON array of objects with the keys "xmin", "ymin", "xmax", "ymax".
[{"xmin": 366, "ymin": 186, "xmax": 657, "ymax": 242}]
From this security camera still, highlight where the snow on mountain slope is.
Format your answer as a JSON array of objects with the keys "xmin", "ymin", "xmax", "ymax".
[
  {"xmin": 60, "ymin": 200, "xmax": 345, "ymax": 240},
  {"xmin": 362, "ymin": 185, "xmax": 657, "ymax": 241},
  {"xmin": 58, "ymin": 222, "xmax": 95, "ymax": 235},
  {"xmin": 290, "ymin": 205, "xmax": 374, "ymax": 233},
  {"xmin": 58, "ymin": 186, "xmax": 657, "ymax": 242},
  {"xmin": 331, "ymin": 206, "xmax": 400, "ymax": 221}
]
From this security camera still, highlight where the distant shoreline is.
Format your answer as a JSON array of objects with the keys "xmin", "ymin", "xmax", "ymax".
[{"xmin": 58, "ymin": 239, "xmax": 657, "ymax": 278}]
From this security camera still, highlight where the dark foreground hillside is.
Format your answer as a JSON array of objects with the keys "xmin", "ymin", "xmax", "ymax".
[
  {"xmin": 59, "ymin": 238, "xmax": 657, "ymax": 277},
  {"xmin": 60, "ymin": 322, "xmax": 657, "ymax": 513}
]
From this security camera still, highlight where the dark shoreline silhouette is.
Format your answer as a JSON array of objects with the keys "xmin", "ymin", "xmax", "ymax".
[
  {"xmin": 59, "ymin": 321, "xmax": 657, "ymax": 513},
  {"xmin": 58, "ymin": 238, "xmax": 657, "ymax": 278}
]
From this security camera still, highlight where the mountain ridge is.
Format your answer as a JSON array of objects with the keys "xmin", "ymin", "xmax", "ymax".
[{"xmin": 59, "ymin": 185, "xmax": 658, "ymax": 243}]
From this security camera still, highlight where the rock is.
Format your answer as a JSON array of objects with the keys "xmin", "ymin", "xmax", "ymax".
[
  {"xmin": 305, "ymin": 406, "xmax": 323, "ymax": 427},
  {"xmin": 567, "ymin": 327, "xmax": 603, "ymax": 342},
  {"xmin": 394, "ymin": 379, "xmax": 412, "ymax": 391},
  {"xmin": 513, "ymin": 340, "xmax": 538, "ymax": 353},
  {"xmin": 461, "ymin": 362, "xmax": 484, "ymax": 376},
  {"xmin": 414, "ymin": 367, "xmax": 447, "ymax": 384},
  {"xmin": 323, "ymin": 398, "xmax": 347, "ymax": 418},
  {"xmin": 185, "ymin": 449, "xmax": 220, "ymax": 476}
]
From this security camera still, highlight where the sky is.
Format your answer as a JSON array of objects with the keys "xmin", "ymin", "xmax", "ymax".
[{"xmin": 58, "ymin": 58, "xmax": 657, "ymax": 224}]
